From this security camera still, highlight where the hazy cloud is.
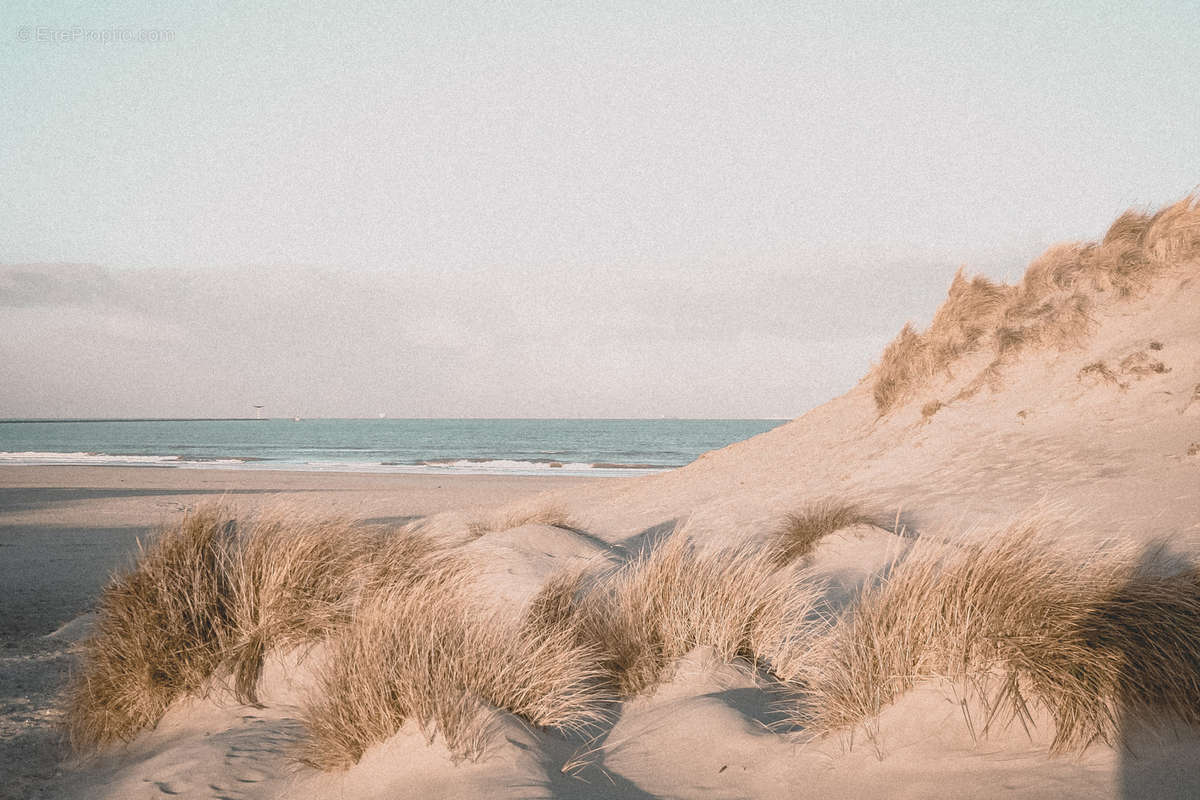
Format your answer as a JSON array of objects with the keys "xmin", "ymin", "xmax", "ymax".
[{"xmin": 0, "ymin": 258, "xmax": 962, "ymax": 418}]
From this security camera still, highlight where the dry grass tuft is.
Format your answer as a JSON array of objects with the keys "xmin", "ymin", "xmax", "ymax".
[
  {"xmin": 1102, "ymin": 209, "xmax": 1152, "ymax": 247},
  {"xmin": 798, "ymin": 517, "xmax": 1200, "ymax": 754},
  {"xmin": 1143, "ymin": 195, "xmax": 1200, "ymax": 263},
  {"xmin": 921, "ymin": 400, "xmax": 944, "ymax": 420},
  {"xmin": 467, "ymin": 504, "xmax": 577, "ymax": 538},
  {"xmin": 221, "ymin": 514, "xmax": 374, "ymax": 704},
  {"xmin": 870, "ymin": 195, "xmax": 1199, "ymax": 413},
  {"xmin": 524, "ymin": 531, "xmax": 821, "ymax": 697},
  {"xmin": 65, "ymin": 506, "xmax": 410, "ymax": 752},
  {"xmin": 769, "ymin": 501, "xmax": 874, "ymax": 567},
  {"xmin": 1078, "ymin": 361, "xmax": 1127, "ymax": 389},
  {"xmin": 299, "ymin": 556, "xmax": 610, "ymax": 769},
  {"xmin": 1118, "ymin": 351, "xmax": 1170, "ymax": 377},
  {"xmin": 872, "ymin": 323, "xmax": 930, "ymax": 413},
  {"xmin": 65, "ymin": 509, "xmax": 235, "ymax": 751},
  {"xmin": 872, "ymin": 271, "xmax": 1013, "ymax": 412}
]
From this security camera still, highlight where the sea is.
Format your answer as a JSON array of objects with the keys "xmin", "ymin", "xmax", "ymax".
[{"xmin": 0, "ymin": 418, "xmax": 787, "ymax": 477}]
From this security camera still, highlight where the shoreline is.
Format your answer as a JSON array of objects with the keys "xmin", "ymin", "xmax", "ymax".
[{"xmin": 0, "ymin": 458, "xmax": 665, "ymax": 477}]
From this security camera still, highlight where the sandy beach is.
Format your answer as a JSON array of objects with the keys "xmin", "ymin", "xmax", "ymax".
[
  {"xmin": 2, "ymin": 199, "xmax": 1199, "ymax": 799},
  {"xmin": 7, "ymin": 2, "xmax": 1199, "ymax": 796},
  {"xmin": 0, "ymin": 467, "xmax": 598, "ymax": 799}
]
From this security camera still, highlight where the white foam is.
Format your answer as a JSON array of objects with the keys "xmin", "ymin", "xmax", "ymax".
[
  {"xmin": 0, "ymin": 451, "xmax": 662, "ymax": 477},
  {"xmin": 0, "ymin": 451, "xmax": 245, "ymax": 467},
  {"xmin": 300, "ymin": 459, "xmax": 663, "ymax": 477}
]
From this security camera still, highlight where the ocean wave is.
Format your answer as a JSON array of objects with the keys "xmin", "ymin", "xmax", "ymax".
[
  {"xmin": 0, "ymin": 451, "xmax": 250, "ymax": 467},
  {"xmin": 0, "ymin": 452, "xmax": 666, "ymax": 476},
  {"xmin": 341, "ymin": 458, "xmax": 665, "ymax": 476}
]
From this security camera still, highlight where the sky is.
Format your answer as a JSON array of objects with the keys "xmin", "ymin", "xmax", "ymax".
[{"xmin": 2, "ymin": 1, "xmax": 1198, "ymax": 418}]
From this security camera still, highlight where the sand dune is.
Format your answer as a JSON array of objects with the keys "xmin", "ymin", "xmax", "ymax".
[{"xmin": 6, "ymin": 196, "xmax": 1200, "ymax": 798}]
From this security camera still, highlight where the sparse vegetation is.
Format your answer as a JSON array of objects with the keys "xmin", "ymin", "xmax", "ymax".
[
  {"xmin": 871, "ymin": 195, "xmax": 1200, "ymax": 413},
  {"xmin": 65, "ymin": 506, "xmax": 423, "ymax": 751},
  {"xmin": 797, "ymin": 517, "xmax": 1200, "ymax": 754},
  {"xmin": 466, "ymin": 504, "xmax": 576, "ymax": 538},
  {"xmin": 872, "ymin": 271, "xmax": 1013, "ymax": 412},
  {"xmin": 1078, "ymin": 361, "xmax": 1127, "ymax": 389},
  {"xmin": 769, "ymin": 500, "xmax": 874, "ymax": 566},
  {"xmin": 1118, "ymin": 351, "xmax": 1169, "ymax": 376},
  {"xmin": 1077, "ymin": 351, "xmax": 1170, "ymax": 391},
  {"xmin": 299, "ymin": 555, "xmax": 610, "ymax": 769},
  {"xmin": 921, "ymin": 400, "xmax": 944, "ymax": 420},
  {"xmin": 66, "ymin": 500, "xmax": 1200, "ymax": 770},
  {"xmin": 523, "ymin": 529, "xmax": 822, "ymax": 697},
  {"xmin": 303, "ymin": 523, "xmax": 826, "ymax": 768}
]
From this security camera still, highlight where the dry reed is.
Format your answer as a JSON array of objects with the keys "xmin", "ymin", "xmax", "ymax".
[
  {"xmin": 799, "ymin": 516, "xmax": 1200, "ymax": 753},
  {"xmin": 871, "ymin": 195, "xmax": 1199, "ymax": 413},
  {"xmin": 769, "ymin": 500, "xmax": 874, "ymax": 566},
  {"xmin": 524, "ymin": 530, "xmax": 822, "ymax": 697},
  {"xmin": 299, "ymin": 555, "xmax": 610, "ymax": 769},
  {"xmin": 65, "ymin": 506, "xmax": 421, "ymax": 752},
  {"xmin": 467, "ymin": 504, "xmax": 577, "ymax": 538}
]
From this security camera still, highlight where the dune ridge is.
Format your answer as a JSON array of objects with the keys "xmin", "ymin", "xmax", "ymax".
[{"xmin": 872, "ymin": 195, "xmax": 1200, "ymax": 414}]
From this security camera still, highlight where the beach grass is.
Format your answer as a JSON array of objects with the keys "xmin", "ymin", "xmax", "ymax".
[
  {"xmin": 871, "ymin": 195, "xmax": 1199, "ymax": 413},
  {"xmin": 797, "ymin": 515, "xmax": 1200, "ymax": 753}
]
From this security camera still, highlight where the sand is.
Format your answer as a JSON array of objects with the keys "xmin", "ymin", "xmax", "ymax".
[
  {"xmin": 4, "ymin": 220, "xmax": 1200, "ymax": 797},
  {"xmin": 0, "ymin": 467, "xmax": 600, "ymax": 799}
]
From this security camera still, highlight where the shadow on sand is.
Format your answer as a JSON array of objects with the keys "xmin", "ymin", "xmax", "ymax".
[{"xmin": 1111, "ymin": 543, "xmax": 1200, "ymax": 799}]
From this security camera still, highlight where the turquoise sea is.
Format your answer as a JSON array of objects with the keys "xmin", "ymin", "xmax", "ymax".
[{"xmin": 0, "ymin": 418, "xmax": 786, "ymax": 477}]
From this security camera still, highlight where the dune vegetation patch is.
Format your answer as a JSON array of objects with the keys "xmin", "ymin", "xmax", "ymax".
[
  {"xmin": 1118, "ymin": 350, "xmax": 1170, "ymax": 377},
  {"xmin": 521, "ymin": 530, "xmax": 822, "ymax": 698},
  {"xmin": 768, "ymin": 500, "xmax": 875, "ymax": 567},
  {"xmin": 797, "ymin": 516, "xmax": 1200, "ymax": 754},
  {"xmin": 1078, "ymin": 360, "xmax": 1127, "ymax": 389},
  {"xmin": 64, "ymin": 506, "xmax": 432, "ymax": 752},
  {"xmin": 65, "ymin": 502, "xmax": 1200, "ymax": 769},
  {"xmin": 871, "ymin": 195, "xmax": 1200, "ymax": 414},
  {"xmin": 298, "ymin": 555, "xmax": 611, "ymax": 769},
  {"xmin": 466, "ymin": 503, "xmax": 577, "ymax": 538}
]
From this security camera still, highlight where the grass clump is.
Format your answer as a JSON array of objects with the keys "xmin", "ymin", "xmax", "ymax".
[
  {"xmin": 299, "ymin": 556, "xmax": 609, "ymax": 769},
  {"xmin": 769, "ymin": 500, "xmax": 874, "ymax": 566},
  {"xmin": 921, "ymin": 400, "xmax": 944, "ymax": 420},
  {"xmin": 871, "ymin": 195, "xmax": 1200, "ymax": 414},
  {"xmin": 467, "ymin": 504, "xmax": 576, "ymax": 538},
  {"xmin": 872, "ymin": 271, "xmax": 1013, "ymax": 412},
  {"xmin": 1078, "ymin": 360, "xmax": 1127, "ymax": 389},
  {"xmin": 1118, "ymin": 351, "xmax": 1169, "ymax": 377},
  {"xmin": 65, "ymin": 506, "xmax": 415, "ymax": 752},
  {"xmin": 66, "ymin": 510, "xmax": 235, "ymax": 751},
  {"xmin": 523, "ymin": 530, "xmax": 821, "ymax": 697},
  {"xmin": 799, "ymin": 516, "xmax": 1200, "ymax": 754}
]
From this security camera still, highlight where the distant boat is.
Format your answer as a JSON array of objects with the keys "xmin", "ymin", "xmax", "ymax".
[{"xmin": 292, "ymin": 416, "xmax": 302, "ymax": 422}]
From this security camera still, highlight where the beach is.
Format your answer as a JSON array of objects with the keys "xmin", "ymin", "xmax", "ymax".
[
  {"xmin": 0, "ymin": 465, "xmax": 598, "ymax": 799},
  {"xmin": 2, "ymin": 199, "xmax": 1198, "ymax": 799}
]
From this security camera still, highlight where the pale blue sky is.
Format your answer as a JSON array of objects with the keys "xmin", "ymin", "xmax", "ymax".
[{"xmin": 2, "ymin": 2, "xmax": 1197, "ymax": 417}]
